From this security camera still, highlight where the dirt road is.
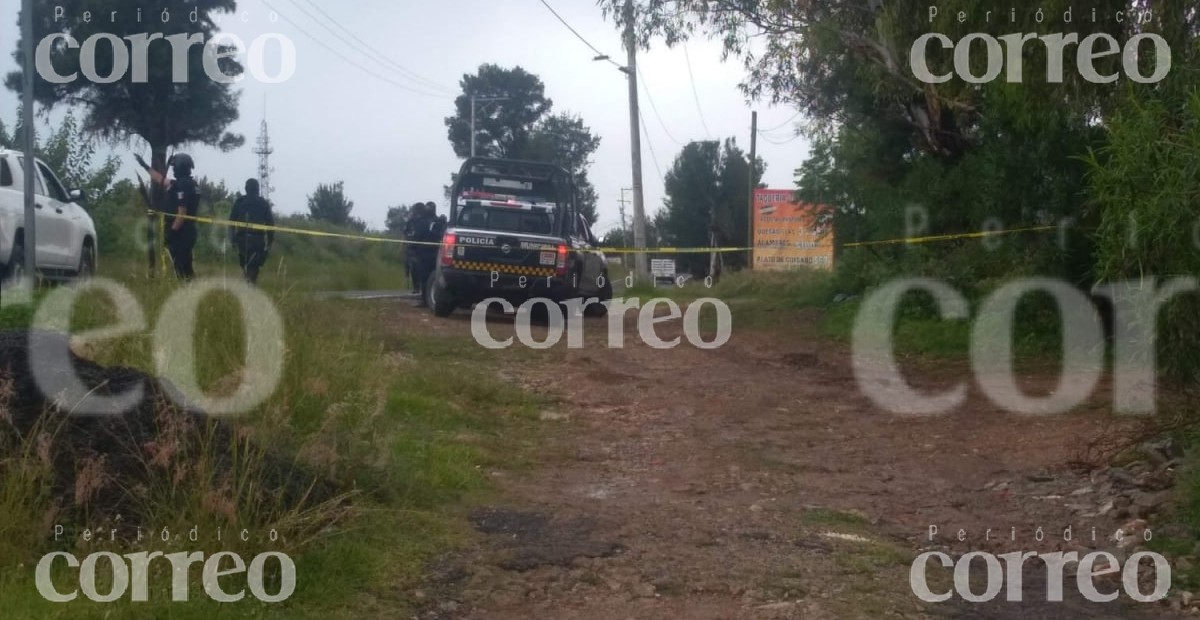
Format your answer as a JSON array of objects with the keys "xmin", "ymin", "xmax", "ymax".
[{"xmin": 385, "ymin": 302, "xmax": 1180, "ymax": 619}]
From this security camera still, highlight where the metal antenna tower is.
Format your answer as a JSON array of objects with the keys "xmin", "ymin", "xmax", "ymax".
[{"xmin": 253, "ymin": 100, "xmax": 275, "ymax": 203}]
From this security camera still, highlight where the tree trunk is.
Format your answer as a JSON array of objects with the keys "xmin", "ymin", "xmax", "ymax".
[{"xmin": 147, "ymin": 145, "xmax": 168, "ymax": 277}]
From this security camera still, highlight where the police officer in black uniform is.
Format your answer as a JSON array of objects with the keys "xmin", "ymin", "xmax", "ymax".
[
  {"xmin": 430, "ymin": 201, "xmax": 448, "ymax": 231},
  {"xmin": 164, "ymin": 153, "xmax": 200, "ymax": 280},
  {"xmin": 404, "ymin": 202, "xmax": 427, "ymax": 295},
  {"xmin": 411, "ymin": 202, "xmax": 443, "ymax": 307},
  {"xmin": 229, "ymin": 178, "xmax": 275, "ymax": 285}
]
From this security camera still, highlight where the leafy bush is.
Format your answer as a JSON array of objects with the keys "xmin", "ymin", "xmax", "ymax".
[{"xmin": 1085, "ymin": 89, "xmax": 1200, "ymax": 381}]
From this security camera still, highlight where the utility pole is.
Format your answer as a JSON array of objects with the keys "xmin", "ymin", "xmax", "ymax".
[
  {"xmin": 747, "ymin": 111, "xmax": 758, "ymax": 271},
  {"xmin": 471, "ymin": 96, "xmax": 508, "ymax": 158},
  {"xmin": 617, "ymin": 188, "xmax": 631, "ymax": 252},
  {"xmin": 623, "ymin": 0, "xmax": 649, "ymax": 283},
  {"xmin": 20, "ymin": 0, "xmax": 36, "ymax": 289}
]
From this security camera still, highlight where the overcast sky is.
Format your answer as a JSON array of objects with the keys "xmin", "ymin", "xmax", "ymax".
[{"xmin": 0, "ymin": 1, "xmax": 810, "ymax": 235}]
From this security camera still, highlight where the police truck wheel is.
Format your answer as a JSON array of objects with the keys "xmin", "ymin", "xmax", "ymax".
[
  {"xmin": 527, "ymin": 299, "xmax": 565, "ymax": 326},
  {"xmin": 428, "ymin": 273, "xmax": 456, "ymax": 317},
  {"xmin": 584, "ymin": 278, "xmax": 613, "ymax": 318}
]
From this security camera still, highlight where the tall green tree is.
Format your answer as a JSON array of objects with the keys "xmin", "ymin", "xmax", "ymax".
[
  {"xmin": 575, "ymin": 180, "xmax": 599, "ymax": 226},
  {"xmin": 307, "ymin": 181, "xmax": 363, "ymax": 231},
  {"xmin": 526, "ymin": 113, "xmax": 603, "ymax": 224},
  {"xmin": 445, "ymin": 65, "xmax": 552, "ymax": 159},
  {"xmin": 660, "ymin": 142, "xmax": 719, "ymax": 273},
  {"xmin": 7, "ymin": 0, "xmax": 245, "ymax": 209},
  {"xmin": 599, "ymin": 0, "xmax": 1141, "ymax": 285},
  {"xmin": 526, "ymin": 113, "xmax": 600, "ymax": 172},
  {"xmin": 659, "ymin": 139, "xmax": 763, "ymax": 274},
  {"xmin": 445, "ymin": 67, "xmax": 603, "ymax": 224}
]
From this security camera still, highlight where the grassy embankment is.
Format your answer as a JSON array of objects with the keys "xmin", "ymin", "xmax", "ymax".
[
  {"xmin": 623, "ymin": 265, "xmax": 1065, "ymax": 362},
  {"xmin": 0, "ymin": 221, "xmax": 547, "ymax": 618}
]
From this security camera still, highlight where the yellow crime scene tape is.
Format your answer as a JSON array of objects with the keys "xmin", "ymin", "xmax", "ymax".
[
  {"xmin": 841, "ymin": 225, "xmax": 1057, "ymax": 248},
  {"xmin": 151, "ymin": 211, "xmax": 441, "ymax": 247},
  {"xmin": 149, "ymin": 211, "xmax": 752, "ymax": 254},
  {"xmin": 148, "ymin": 212, "xmax": 1057, "ymax": 257}
]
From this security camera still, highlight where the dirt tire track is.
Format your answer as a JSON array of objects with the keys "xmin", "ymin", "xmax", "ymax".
[{"xmin": 391, "ymin": 304, "xmax": 1178, "ymax": 619}]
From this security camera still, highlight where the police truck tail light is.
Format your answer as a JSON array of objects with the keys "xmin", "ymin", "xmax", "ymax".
[
  {"xmin": 440, "ymin": 232, "xmax": 456, "ymax": 266},
  {"xmin": 555, "ymin": 244, "xmax": 568, "ymax": 276}
]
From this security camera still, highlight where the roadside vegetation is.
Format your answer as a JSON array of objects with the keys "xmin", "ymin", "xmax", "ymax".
[
  {"xmin": 5, "ymin": 0, "xmax": 1200, "ymax": 609},
  {"xmin": 603, "ymin": 3, "xmax": 1200, "ymax": 537},
  {"xmin": 0, "ymin": 219, "xmax": 543, "ymax": 617},
  {"xmin": 641, "ymin": 265, "xmax": 1063, "ymax": 364}
]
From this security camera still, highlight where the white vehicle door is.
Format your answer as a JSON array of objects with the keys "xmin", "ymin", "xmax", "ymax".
[
  {"xmin": 0, "ymin": 157, "xmax": 19, "ymax": 268},
  {"xmin": 36, "ymin": 160, "xmax": 81, "ymax": 268},
  {"xmin": 17, "ymin": 156, "xmax": 67, "ymax": 268}
]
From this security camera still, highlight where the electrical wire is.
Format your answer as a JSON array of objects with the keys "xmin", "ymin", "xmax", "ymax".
[
  {"xmin": 261, "ymin": 0, "xmax": 452, "ymax": 98},
  {"xmin": 759, "ymin": 110, "xmax": 803, "ymax": 134},
  {"xmin": 757, "ymin": 125, "xmax": 801, "ymax": 143},
  {"xmin": 759, "ymin": 131, "xmax": 803, "ymax": 146},
  {"xmin": 636, "ymin": 65, "xmax": 682, "ymax": 147},
  {"xmin": 682, "ymin": 44, "xmax": 712, "ymax": 138},
  {"xmin": 639, "ymin": 107, "xmax": 665, "ymax": 184},
  {"xmin": 534, "ymin": 0, "xmax": 668, "ymax": 225},
  {"xmin": 295, "ymin": 0, "xmax": 455, "ymax": 94},
  {"xmin": 639, "ymin": 110, "xmax": 664, "ymax": 181},
  {"xmin": 536, "ymin": 0, "xmax": 623, "ymax": 68}
]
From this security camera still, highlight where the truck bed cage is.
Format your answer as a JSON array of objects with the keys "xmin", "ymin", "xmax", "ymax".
[
  {"xmin": 451, "ymin": 158, "xmax": 579, "ymax": 236},
  {"xmin": 461, "ymin": 158, "xmax": 573, "ymax": 183}
]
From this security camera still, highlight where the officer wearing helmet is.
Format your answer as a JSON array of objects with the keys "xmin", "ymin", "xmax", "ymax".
[
  {"xmin": 403, "ymin": 202, "xmax": 428, "ymax": 294},
  {"xmin": 410, "ymin": 201, "xmax": 443, "ymax": 307},
  {"xmin": 163, "ymin": 153, "xmax": 200, "ymax": 279}
]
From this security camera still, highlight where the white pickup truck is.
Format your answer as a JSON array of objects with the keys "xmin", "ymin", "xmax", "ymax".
[{"xmin": 0, "ymin": 149, "xmax": 97, "ymax": 283}]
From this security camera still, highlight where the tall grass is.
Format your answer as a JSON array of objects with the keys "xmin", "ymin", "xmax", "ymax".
[
  {"xmin": 1085, "ymin": 90, "xmax": 1200, "ymax": 382},
  {"xmin": 646, "ymin": 265, "xmax": 1068, "ymax": 362},
  {"xmin": 0, "ymin": 237, "xmax": 543, "ymax": 617}
]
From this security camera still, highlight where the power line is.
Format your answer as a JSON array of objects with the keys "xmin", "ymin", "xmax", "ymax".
[
  {"xmin": 760, "ymin": 131, "xmax": 803, "ymax": 146},
  {"xmin": 535, "ymin": 0, "xmax": 623, "ymax": 68},
  {"xmin": 682, "ymin": 44, "xmax": 712, "ymax": 138},
  {"xmin": 282, "ymin": 0, "xmax": 451, "ymax": 96},
  {"xmin": 296, "ymin": 0, "xmax": 455, "ymax": 94},
  {"xmin": 638, "ymin": 106, "xmax": 665, "ymax": 185},
  {"xmin": 636, "ymin": 65, "xmax": 682, "ymax": 147},
  {"xmin": 260, "ymin": 0, "xmax": 452, "ymax": 98},
  {"xmin": 759, "ymin": 111, "xmax": 803, "ymax": 134},
  {"xmin": 757, "ymin": 126, "xmax": 800, "ymax": 142}
]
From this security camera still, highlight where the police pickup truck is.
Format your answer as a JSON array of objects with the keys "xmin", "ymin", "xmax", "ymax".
[{"xmin": 424, "ymin": 157, "xmax": 611, "ymax": 318}]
